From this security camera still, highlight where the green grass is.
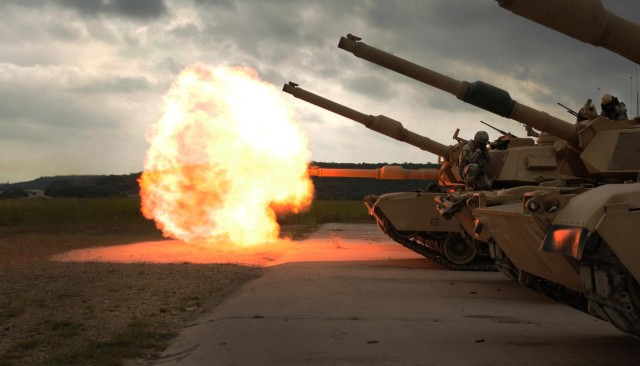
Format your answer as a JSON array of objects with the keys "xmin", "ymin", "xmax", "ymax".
[
  {"xmin": 0, "ymin": 197, "xmax": 373, "ymax": 262},
  {"xmin": 0, "ymin": 197, "xmax": 373, "ymax": 228},
  {"xmin": 0, "ymin": 197, "xmax": 147, "ymax": 227},
  {"xmin": 278, "ymin": 200, "xmax": 372, "ymax": 225}
]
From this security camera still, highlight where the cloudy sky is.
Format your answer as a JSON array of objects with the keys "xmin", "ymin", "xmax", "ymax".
[{"xmin": 1, "ymin": 0, "xmax": 639, "ymax": 183}]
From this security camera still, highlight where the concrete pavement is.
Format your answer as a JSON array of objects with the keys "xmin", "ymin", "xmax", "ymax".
[{"xmin": 155, "ymin": 223, "xmax": 640, "ymax": 365}]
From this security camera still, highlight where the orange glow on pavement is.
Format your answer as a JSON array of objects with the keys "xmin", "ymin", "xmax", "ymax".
[
  {"xmin": 139, "ymin": 65, "xmax": 313, "ymax": 247},
  {"xmin": 53, "ymin": 237, "xmax": 425, "ymax": 267}
]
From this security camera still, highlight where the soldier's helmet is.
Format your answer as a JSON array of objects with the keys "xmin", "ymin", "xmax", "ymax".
[
  {"xmin": 474, "ymin": 130, "xmax": 489, "ymax": 145},
  {"xmin": 601, "ymin": 93, "xmax": 619, "ymax": 113}
]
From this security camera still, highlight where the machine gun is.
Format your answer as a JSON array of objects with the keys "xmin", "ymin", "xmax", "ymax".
[
  {"xmin": 480, "ymin": 120, "xmax": 516, "ymax": 150},
  {"xmin": 558, "ymin": 100, "xmax": 598, "ymax": 122},
  {"xmin": 480, "ymin": 120, "xmax": 517, "ymax": 138},
  {"xmin": 557, "ymin": 102, "xmax": 580, "ymax": 118}
]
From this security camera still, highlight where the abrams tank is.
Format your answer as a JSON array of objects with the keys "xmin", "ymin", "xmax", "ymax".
[
  {"xmin": 284, "ymin": 83, "xmax": 490, "ymax": 269},
  {"xmin": 284, "ymin": 82, "xmax": 581, "ymax": 270},
  {"xmin": 492, "ymin": 0, "xmax": 640, "ymax": 336},
  {"xmin": 307, "ymin": 165, "xmax": 494, "ymax": 270},
  {"xmin": 333, "ymin": 0, "xmax": 640, "ymax": 336}
]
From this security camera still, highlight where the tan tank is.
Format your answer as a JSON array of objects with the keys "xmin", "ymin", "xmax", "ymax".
[
  {"xmin": 489, "ymin": 0, "xmax": 640, "ymax": 337},
  {"xmin": 283, "ymin": 82, "xmax": 580, "ymax": 270},
  {"xmin": 307, "ymin": 165, "xmax": 494, "ymax": 270},
  {"xmin": 337, "ymin": 34, "xmax": 639, "ymax": 182},
  {"xmin": 284, "ymin": 82, "xmax": 585, "ymax": 186},
  {"xmin": 331, "ymin": 1, "xmax": 640, "ymax": 336}
]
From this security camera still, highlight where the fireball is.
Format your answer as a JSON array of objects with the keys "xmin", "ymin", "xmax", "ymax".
[{"xmin": 139, "ymin": 64, "xmax": 313, "ymax": 246}]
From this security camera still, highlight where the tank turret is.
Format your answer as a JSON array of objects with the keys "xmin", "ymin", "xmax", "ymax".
[
  {"xmin": 497, "ymin": 0, "xmax": 640, "ymax": 64},
  {"xmin": 338, "ymin": 34, "xmax": 577, "ymax": 140},
  {"xmin": 338, "ymin": 34, "xmax": 640, "ymax": 181},
  {"xmin": 285, "ymin": 82, "xmax": 580, "ymax": 187}
]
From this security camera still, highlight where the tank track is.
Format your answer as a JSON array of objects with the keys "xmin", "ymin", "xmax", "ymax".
[
  {"xmin": 383, "ymin": 220, "xmax": 497, "ymax": 271},
  {"xmin": 580, "ymin": 239, "xmax": 640, "ymax": 338},
  {"xmin": 491, "ymin": 244, "xmax": 588, "ymax": 313}
]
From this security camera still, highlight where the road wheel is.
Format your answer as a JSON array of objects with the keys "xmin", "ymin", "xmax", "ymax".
[{"xmin": 441, "ymin": 233, "xmax": 477, "ymax": 265}]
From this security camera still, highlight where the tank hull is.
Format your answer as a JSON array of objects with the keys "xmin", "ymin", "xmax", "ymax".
[
  {"xmin": 467, "ymin": 183, "xmax": 640, "ymax": 336},
  {"xmin": 474, "ymin": 201, "xmax": 582, "ymax": 291},
  {"xmin": 365, "ymin": 191, "xmax": 495, "ymax": 271}
]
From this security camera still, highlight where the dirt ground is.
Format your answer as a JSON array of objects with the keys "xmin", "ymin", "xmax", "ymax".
[{"xmin": 0, "ymin": 224, "xmax": 318, "ymax": 365}]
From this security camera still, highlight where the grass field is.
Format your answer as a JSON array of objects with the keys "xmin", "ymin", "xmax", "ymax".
[
  {"xmin": 0, "ymin": 197, "xmax": 370, "ymax": 227},
  {"xmin": 0, "ymin": 197, "xmax": 372, "ymax": 366}
]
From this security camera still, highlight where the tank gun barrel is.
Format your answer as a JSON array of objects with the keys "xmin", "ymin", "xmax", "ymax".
[
  {"xmin": 338, "ymin": 34, "xmax": 577, "ymax": 141},
  {"xmin": 308, "ymin": 165, "xmax": 439, "ymax": 180},
  {"xmin": 283, "ymin": 82, "xmax": 451, "ymax": 158},
  {"xmin": 497, "ymin": 0, "xmax": 640, "ymax": 64}
]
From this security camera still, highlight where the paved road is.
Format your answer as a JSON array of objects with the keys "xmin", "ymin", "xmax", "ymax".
[{"xmin": 156, "ymin": 223, "xmax": 640, "ymax": 366}]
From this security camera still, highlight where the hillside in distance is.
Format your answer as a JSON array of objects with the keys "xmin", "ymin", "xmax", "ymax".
[{"xmin": 0, "ymin": 162, "xmax": 440, "ymax": 200}]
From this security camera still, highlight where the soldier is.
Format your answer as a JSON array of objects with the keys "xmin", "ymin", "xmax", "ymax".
[
  {"xmin": 600, "ymin": 93, "xmax": 628, "ymax": 121},
  {"xmin": 578, "ymin": 101, "xmax": 598, "ymax": 122},
  {"xmin": 459, "ymin": 130, "xmax": 492, "ymax": 192}
]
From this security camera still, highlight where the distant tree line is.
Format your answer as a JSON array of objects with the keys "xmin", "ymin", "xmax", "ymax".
[
  {"xmin": 0, "ymin": 189, "xmax": 29, "ymax": 199},
  {"xmin": 0, "ymin": 174, "xmax": 141, "ymax": 199},
  {"xmin": 43, "ymin": 175, "xmax": 140, "ymax": 198},
  {"xmin": 0, "ymin": 162, "xmax": 440, "ymax": 200}
]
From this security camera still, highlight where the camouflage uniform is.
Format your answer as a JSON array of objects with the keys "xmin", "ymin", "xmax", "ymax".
[
  {"xmin": 459, "ymin": 131, "xmax": 492, "ymax": 192},
  {"xmin": 600, "ymin": 93, "xmax": 628, "ymax": 121}
]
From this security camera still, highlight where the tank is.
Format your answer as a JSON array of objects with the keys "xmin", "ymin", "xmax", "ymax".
[
  {"xmin": 491, "ymin": 0, "xmax": 640, "ymax": 336},
  {"xmin": 283, "ymin": 82, "xmax": 580, "ymax": 270},
  {"xmin": 333, "ymin": 1, "xmax": 640, "ymax": 336},
  {"xmin": 307, "ymin": 165, "xmax": 495, "ymax": 270},
  {"xmin": 337, "ymin": 34, "xmax": 639, "ymax": 182}
]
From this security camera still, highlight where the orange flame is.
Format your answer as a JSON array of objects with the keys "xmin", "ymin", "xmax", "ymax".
[{"xmin": 139, "ymin": 64, "xmax": 313, "ymax": 246}]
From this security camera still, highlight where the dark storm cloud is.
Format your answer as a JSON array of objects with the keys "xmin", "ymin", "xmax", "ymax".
[
  {"xmin": 345, "ymin": 1, "xmax": 640, "ymax": 113},
  {"xmin": 178, "ymin": 1, "xmax": 405, "ymax": 100},
  {"xmin": 3, "ymin": 0, "xmax": 640, "ymax": 182},
  {"xmin": 196, "ymin": 1, "xmax": 611, "ymax": 110},
  {"xmin": 54, "ymin": 0, "xmax": 168, "ymax": 20}
]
